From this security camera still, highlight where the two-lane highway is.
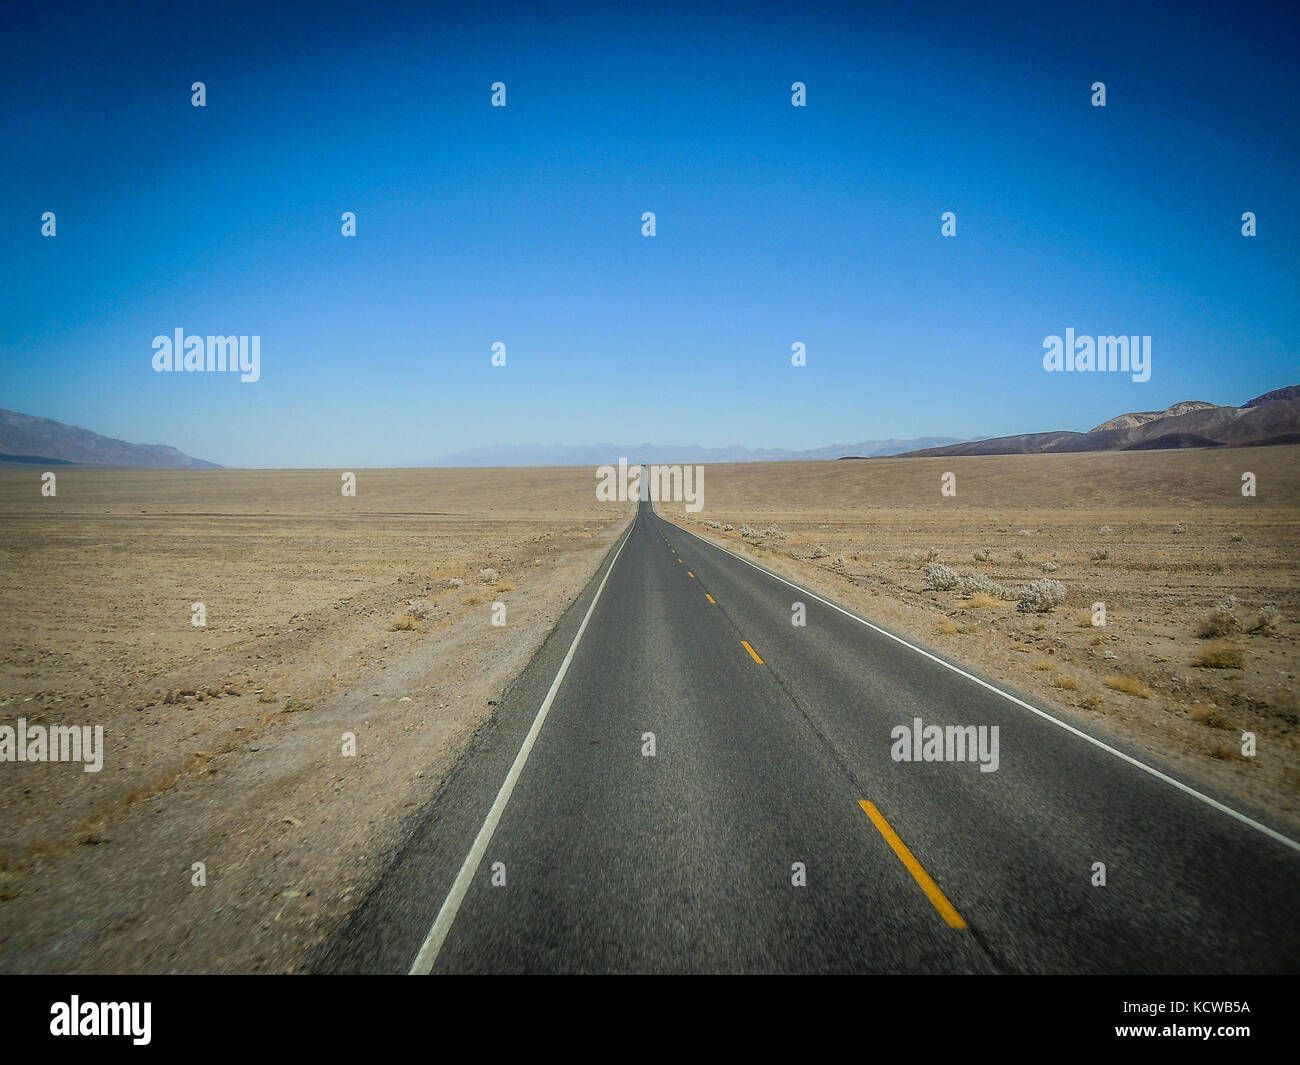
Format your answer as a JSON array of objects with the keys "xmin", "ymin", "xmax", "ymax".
[{"xmin": 317, "ymin": 498, "xmax": 1300, "ymax": 973}]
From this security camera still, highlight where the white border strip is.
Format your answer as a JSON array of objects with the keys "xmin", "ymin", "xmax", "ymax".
[
  {"xmin": 663, "ymin": 507, "xmax": 1300, "ymax": 855},
  {"xmin": 409, "ymin": 517, "xmax": 638, "ymax": 974}
]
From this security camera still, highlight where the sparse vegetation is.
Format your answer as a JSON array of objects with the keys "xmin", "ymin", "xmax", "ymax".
[
  {"xmin": 1188, "ymin": 704, "xmax": 1234, "ymax": 730},
  {"xmin": 957, "ymin": 572, "xmax": 1015, "ymax": 599},
  {"xmin": 924, "ymin": 562, "xmax": 960, "ymax": 591},
  {"xmin": 1016, "ymin": 578, "xmax": 1066, "ymax": 614},
  {"xmin": 1104, "ymin": 675, "xmax": 1152, "ymax": 698},
  {"xmin": 1194, "ymin": 643, "xmax": 1245, "ymax": 669},
  {"xmin": 1200, "ymin": 595, "xmax": 1241, "ymax": 637},
  {"xmin": 1249, "ymin": 603, "xmax": 1279, "ymax": 635}
]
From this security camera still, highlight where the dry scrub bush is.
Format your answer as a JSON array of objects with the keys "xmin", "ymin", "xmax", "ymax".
[
  {"xmin": 1104, "ymin": 675, "xmax": 1151, "ymax": 698},
  {"xmin": 1016, "ymin": 578, "xmax": 1067, "ymax": 614},
  {"xmin": 1194, "ymin": 643, "xmax": 1245, "ymax": 669},
  {"xmin": 1200, "ymin": 595, "xmax": 1241, "ymax": 637},
  {"xmin": 925, "ymin": 562, "xmax": 960, "ymax": 591},
  {"xmin": 1249, "ymin": 604, "xmax": 1279, "ymax": 635}
]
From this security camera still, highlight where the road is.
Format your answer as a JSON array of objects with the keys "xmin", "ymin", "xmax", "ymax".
[{"xmin": 316, "ymin": 498, "xmax": 1300, "ymax": 973}]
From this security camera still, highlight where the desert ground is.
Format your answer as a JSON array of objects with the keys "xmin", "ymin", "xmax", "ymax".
[
  {"xmin": 0, "ymin": 467, "xmax": 632, "ymax": 971},
  {"xmin": 1, "ymin": 450, "xmax": 1296, "ymax": 972},
  {"xmin": 655, "ymin": 446, "xmax": 1300, "ymax": 832}
]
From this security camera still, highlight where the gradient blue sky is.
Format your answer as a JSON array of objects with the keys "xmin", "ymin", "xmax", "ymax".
[{"xmin": 2, "ymin": 0, "xmax": 1297, "ymax": 467}]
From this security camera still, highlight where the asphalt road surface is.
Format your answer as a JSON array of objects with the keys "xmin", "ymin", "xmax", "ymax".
[{"xmin": 316, "ymin": 498, "xmax": 1300, "ymax": 974}]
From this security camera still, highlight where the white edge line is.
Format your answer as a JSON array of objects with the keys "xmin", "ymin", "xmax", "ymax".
[
  {"xmin": 659, "ymin": 503, "xmax": 1300, "ymax": 856},
  {"xmin": 408, "ymin": 515, "xmax": 638, "ymax": 974}
]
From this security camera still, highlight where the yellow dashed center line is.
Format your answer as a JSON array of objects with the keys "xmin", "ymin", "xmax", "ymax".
[
  {"xmin": 705, "ymin": 594, "xmax": 716, "ymax": 604},
  {"xmin": 687, "ymin": 571, "xmax": 695, "ymax": 578},
  {"xmin": 858, "ymin": 800, "xmax": 966, "ymax": 929},
  {"xmin": 741, "ymin": 640, "xmax": 764, "ymax": 664}
]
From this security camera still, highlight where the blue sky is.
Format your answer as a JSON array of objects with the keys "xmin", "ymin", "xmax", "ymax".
[{"xmin": 2, "ymin": 0, "xmax": 1296, "ymax": 467}]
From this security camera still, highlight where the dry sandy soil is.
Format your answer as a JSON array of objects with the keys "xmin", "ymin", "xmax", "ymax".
[
  {"xmin": 0, "ymin": 467, "xmax": 631, "ymax": 972},
  {"xmin": 655, "ymin": 446, "xmax": 1300, "ymax": 832}
]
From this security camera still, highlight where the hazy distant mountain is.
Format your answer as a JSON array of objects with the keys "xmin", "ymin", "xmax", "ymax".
[
  {"xmin": 897, "ymin": 388, "xmax": 1300, "ymax": 458},
  {"xmin": 0, "ymin": 409, "xmax": 221, "ymax": 469},
  {"xmin": 423, "ymin": 438, "xmax": 963, "ymax": 467}
]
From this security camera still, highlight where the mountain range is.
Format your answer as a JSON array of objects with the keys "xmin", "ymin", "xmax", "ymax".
[
  {"xmin": 0, "ymin": 409, "xmax": 222, "ymax": 469},
  {"xmin": 4, "ymin": 385, "xmax": 1296, "ymax": 469},
  {"xmin": 895, "ymin": 386, "xmax": 1300, "ymax": 458},
  {"xmin": 421, "ymin": 439, "xmax": 963, "ymax": 467}
]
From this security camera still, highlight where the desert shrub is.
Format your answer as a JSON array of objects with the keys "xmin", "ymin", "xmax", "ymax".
[
  {"xmin": 1018, "ymin": 529, "xmax": 1033, "ymax": 537},
  {"xmin": 956, "ymin": 572, "xmax": 1015, "ymax": 599},
  {"xmin": 723, "ymin": 524, "xmax": 734, "ymax": 532},
  {"xmin": 1099, "ymin": 525, "xmax": 1113, "ymax": 535},
  {"xmin": 406, "ymin": 598, "xmax": 432, "ymax": 620},
  {"xmin": 1199, "ymin": 595, "xmax": 1240, "ymax": 637},
  {"xmin": 1016, "ymin": 578, "xmax": 1066, "ymax": 614},
  {"xmin": 478, "ymin": 567, "xmax": 499, "ymax": 583},
  {"xmin": 447, "ymin": 577, "xmax": 463, "ymax": 588},
  {"xmin": 1051, "ymin": 675, "xmax": 1078, "ymax": 691},
  {"xmin": 965, "ymin": 592, "xmax": 1002, "ymax": 609},
  {"xmin": 1089, "ymin": 548, "xmax": 1109, "ymax": 561},
  {"xmin": 1249, "ymin": 603, "xmax": 1279, "ymax": 635},
  {"xmin": 973, "ymin": 548, "xmax": 993, "ymax": 563},
  {"xmin": 388, "ymin": 616, "xmax": 417, "ymax": 631},
  {"xmin": 740, "ymin": 525, "xmax": 762, "ymax": 540},
  {"xmin": 763, "ymin": 523, "xmax": 789, "ymax": 541},
  {"xmin": 1188, "ymin": 704, "xmax": 1234, "ymax": 730},
  {"xmin": 1040, "ymin": 560, "xmax": 1059, "ymax": 573},
  {"xmin": 833, "ymin": 554, "xmax": 846, "ymax": 567},
  {"xmin": 1172, "ymin": 522, "xmax": 1188, "ymax": 534},
  {"xmin": 704, "ymin": 520, "xmax": 722, "ymax": 529},
  {"xmin": 810, "ymin": 545, "xmax": 830, "ymax": 559},
  {"xmin": 1012, "ymin": 549, "xmax": 1027, "ymax": 562},
  {"xmin": 1228, "ymin": 532, "xmax": 1243, "ymax": 543},
  {"xmin": 924, "ymin": 562, "xmax": 960, "ymax": 591},
  {"xmin": 1104, "ymin": 675, "xmax": 1151, "ymax": 698},
  {"xmin": 1194, "ymin": 643, "xmax": 1245, "ymax": 669}
]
